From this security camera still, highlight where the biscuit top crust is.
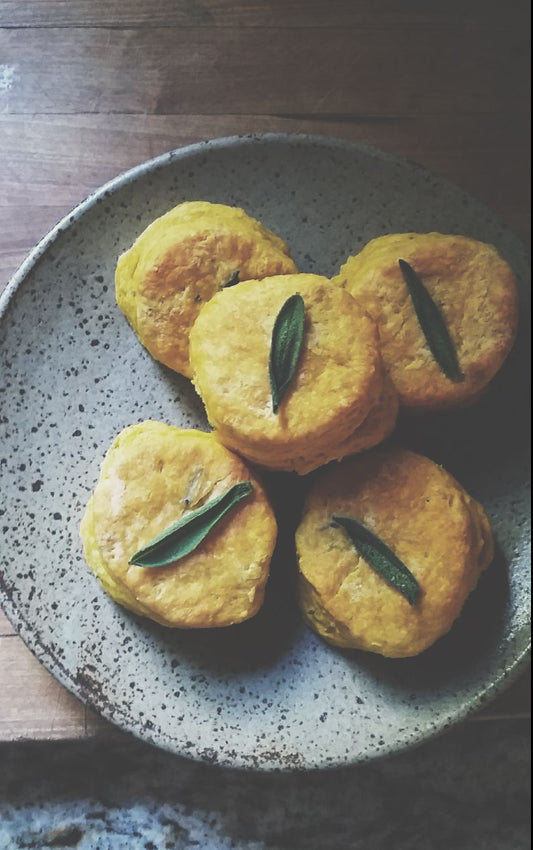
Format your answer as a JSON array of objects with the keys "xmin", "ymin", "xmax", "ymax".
[
  {"xmin": 88, "ymin": 421, "xmax": 277, "ymax": 627},
  {"xmin": 189, "ymin": 274, "xmax": 382, "ymax": 451},
  {"xmin": 115, "ymin": 202, "xmax": 297, "ymax": 377},
  {"xmin": 335, "ymin": 233, "xmax": 519, "ymax": 409},
  {"xmin": 296, "ymin": 447, "xmax": 493, "ymax": 656}
]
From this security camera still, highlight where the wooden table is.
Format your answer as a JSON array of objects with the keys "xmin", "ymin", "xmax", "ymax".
[{"xmin": 0, "ymin": 1, "xmax": 530, "ymax": 741}]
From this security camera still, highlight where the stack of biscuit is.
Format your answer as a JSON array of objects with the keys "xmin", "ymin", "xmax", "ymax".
[{"xmin": 189, "ymin": 273, "xmax": 399, "ymax": 474}]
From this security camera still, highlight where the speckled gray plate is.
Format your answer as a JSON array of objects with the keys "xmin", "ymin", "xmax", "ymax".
[{"xmin": 0, "ymin": 134, "xmax": 530, "ymax": 770}]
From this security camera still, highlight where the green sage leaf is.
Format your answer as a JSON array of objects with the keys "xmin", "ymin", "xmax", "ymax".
[
  {"xmin": 222, "ymin": 269, "xmax": 240, "ymax": 288},
  {"xmin": 398, "ymin": 259, "xmax": 465, "ymax": 382},
  {"xmin": 129, "ymin": 481, "xmax": 253, "ymax": 568},
  {"xmin": 332, "ymin": 514, "xmax": 421, "ymax": 606},
  {"xmin": 269, "ymin": 293, "xmax": 305, "ymax": 413}
]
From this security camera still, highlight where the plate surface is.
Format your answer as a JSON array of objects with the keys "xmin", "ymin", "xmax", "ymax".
[{"xmin": 0, "ymin": 134, "xmax": 530, "ymax": 770}]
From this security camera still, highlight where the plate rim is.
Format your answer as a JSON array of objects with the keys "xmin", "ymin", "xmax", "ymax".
[{"xmin": 0, "ymin": 131, "xmax": 530, "ymax": 770}]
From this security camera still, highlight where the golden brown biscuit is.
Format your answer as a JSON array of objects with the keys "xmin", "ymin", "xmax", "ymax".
[
  {"xmin": 190, "ymin": 274, "xmax": 397, "ymax": 474},
  {"xmin": 228, "ymin": 372, "xmax": 399, "ymax": 474},
  {"xmin": 80, "ymin": 421, "xmax": 277, "ymax": 628},
  {"xmin": 293, "ymin": 372, "xmax": 399, "ymax": 473},
  {"xmin": 115, "ymin": 202, "xmax": 298, "ymax": 377},
  {"xmin": 334, "ymin": 233, "xmax": 519, "ymax": 410},
  {"xmin": 296, "ymin": 447, "xmax": 494, "ymax": 657}
]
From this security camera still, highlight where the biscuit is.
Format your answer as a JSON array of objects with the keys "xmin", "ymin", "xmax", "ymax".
[
  {"xmin": 296, "ymin": 447, "xmax": 494, "ymax": 657},
  {"xmin": 189, "ymin": 274, "xmax": 397, "ymax": 474},
  {"xmin": 294, "ymin": 373, "xmax": 399, "ymax": 473},
  {"xmin": 80, "ymin": 421, "xmax": 277, "ymax": 628},
  {"xmin": 334, "ymin": 233, "xmax": 519, "ymax": 410},
  {"xmin": 229, "ymin": 372, "xmax": 399, "ymax": 474},
  {"xmin": 115, "ymin": 201, "xmax": 298, "ymax": 377}
]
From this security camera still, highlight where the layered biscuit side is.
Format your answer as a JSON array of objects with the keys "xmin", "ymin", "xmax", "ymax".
[{"xmin": 190, "ymin": 274, "xmax": 398, "ymax": 474}]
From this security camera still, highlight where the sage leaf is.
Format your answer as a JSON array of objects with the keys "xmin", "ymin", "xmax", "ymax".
[
  {"xmin": 269, "ymin": 293, "xmax": 305, "ymax": 413},
  {"xmin": 129, "ymin": 481, "xmax": 253, "ymax": 568},
  {"xmin": 332, "ymin": 514, "xmax": 421, "ymax": 606},
  {"xmin": 222, "ymin": 269, "xmax": 240, "ymax": 288},
  {"xmin": 398, "ymin": 259, "xmax": 465, "ymax": 382}
]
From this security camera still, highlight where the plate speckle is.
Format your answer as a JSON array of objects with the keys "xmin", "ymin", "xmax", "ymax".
[{"xmin": 0, "ymin": 134, "xmax": 530, "ymax": 770}]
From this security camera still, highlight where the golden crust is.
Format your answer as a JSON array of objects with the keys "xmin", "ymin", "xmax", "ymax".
[
  {"xmin": 80, "ymin": 421, "xmax": 277, "ymax": 628},
  {"xmin": 190, "ymin": 274, "xmax": 390, "ymax": 473},
  {"xmin": 334, "ymin": 233, "xmax": 519, "ymax": 410},
  {"xmin": 115, "ymin": 202, "xmax": 298, "ymax": 377},
  {"xmin": 308, "ymin": 372, "xmax": 399, "ymax": 469},
  {"xmin": 229, "ymin": 372, "xmax": 399, "ymax": 474},
  {"xmin": 296, "ymin": 447, "xmax": 494, "ymax": 657}
]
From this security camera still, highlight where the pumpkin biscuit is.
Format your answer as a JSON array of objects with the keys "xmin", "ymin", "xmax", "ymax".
[
  {"xmin": 80, "ymin": 421, "xmax": 277, "ymax": 628},
  {"xmin": 230, "ymin": 372, "xmax": 399, "ymax": 474},
  {"xmin": 296, "ymin": 447, "xmax": 494, "ymax": 657},
  {"xmin": 189, "ymin": 274, "xmax": 397, "ymax": 474},
  {"xmin": 115, "ymin": 201, "xmax": 298, "ymax": 377},
  {"xmin": 334, "ymin": 233, "xmax": 519, "ymax": 411}
]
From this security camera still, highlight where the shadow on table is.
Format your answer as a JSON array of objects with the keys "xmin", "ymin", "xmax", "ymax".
[{"xmin": 0, "ymin": 718, "xmax": 530, "ymax": 850}]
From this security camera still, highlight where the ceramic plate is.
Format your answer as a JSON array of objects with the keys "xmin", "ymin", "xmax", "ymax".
[{"xmin": 0, "ymin": 135, "xmax": 530, "ymax": 770}]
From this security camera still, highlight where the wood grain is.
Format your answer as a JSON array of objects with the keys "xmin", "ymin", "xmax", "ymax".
[
  {"xmin": 0, "ymin": 24, "xmax": 528, "ymax": 116},
  {"xmin": 0, "ymin": 0, "xmax": 529, "ymax": 29}
]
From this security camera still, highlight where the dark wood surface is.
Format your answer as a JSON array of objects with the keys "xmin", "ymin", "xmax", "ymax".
[{"xmin": 0, "ymin": 0, "xmax": 530, "ymax": 740}]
